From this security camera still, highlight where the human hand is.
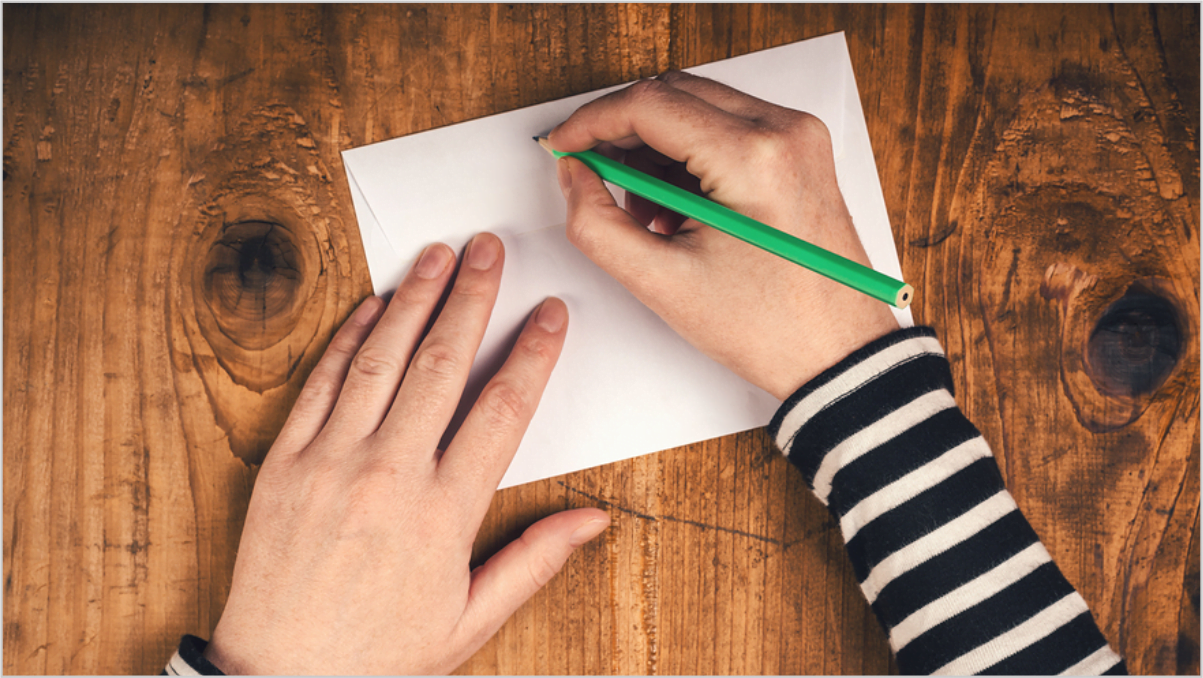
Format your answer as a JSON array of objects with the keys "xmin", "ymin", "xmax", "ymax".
[
  {"xmin": 202, "ymin": 233, "xmax": 610, "ymax": 675},
  {"xmin": 549, "ymin": 72, "xmax": 900, "ymax": 400}
]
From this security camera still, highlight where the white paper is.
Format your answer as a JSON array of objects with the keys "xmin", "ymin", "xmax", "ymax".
[{"xmin": 342, "ymin": 32, "xmax": 912, "ymax": 488}]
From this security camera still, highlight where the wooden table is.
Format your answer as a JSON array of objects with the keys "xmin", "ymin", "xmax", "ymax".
[{"xmin": 4, "ymin": 4, "xmax": 1198, "ymax": 674}]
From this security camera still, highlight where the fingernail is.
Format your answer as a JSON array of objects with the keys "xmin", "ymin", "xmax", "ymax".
[
  {"xmin": 414, "ymin": 245, "xmax": 451, "ymax": 279},
  {"xmin": 569, "ymin": 517, "xmax": 610, "ymax": 547},
  {"xmin": 556, "ymin": 157, "xmax": 573, "ymax": 197},
  {"xmin": 467, "ymin": 234, "xmax": 500, "ymax": 270},
  {"xmin": 535, "ymin": 299, "xmax": 566, "ymax": 333}
]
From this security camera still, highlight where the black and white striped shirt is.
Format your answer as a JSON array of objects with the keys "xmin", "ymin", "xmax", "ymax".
[
  {"xmin": 769, "ymin": 327, "xmax": 1125, "ymax": 675},
  {"xmin": 166, "ymin": 326, "xmax": 1125, "ymax": 675}
]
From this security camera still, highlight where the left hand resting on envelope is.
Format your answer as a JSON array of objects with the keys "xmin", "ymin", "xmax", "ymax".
[
  {"xmin": 201, "ymin": 234, "xmax": 609, "ymax": 674},
  {"xmin": 549, "ymin": 71, "xmax": 899, "ymax": 400}
]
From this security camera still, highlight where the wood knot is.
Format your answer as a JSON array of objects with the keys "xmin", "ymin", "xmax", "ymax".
[
  {"xmin": 1086, "ymin": 289, "xmax": 1182, "ymax": 397},
  {"xmin": 1039, "ymin": 265, "xmax": 1191, "ymax": 433},
  {"xmin": 169, "ymin": 104, "xmax": 365, "ymax": 467},
  {"xmin": 189, "ymin": 201, "xmax": 323, "ymax": 395},
  {"xmin": 203, "ymin": 220, "xmax": 305, "ymax": 350}
]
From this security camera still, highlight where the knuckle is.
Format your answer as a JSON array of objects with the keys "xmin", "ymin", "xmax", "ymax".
[
  {"xmin": 391, "ymin": 284, "xmax": 436, "ymax": 310},
  {"xmin": 451, "ymin": 275, "xmax": 495, "ymax": 301},
  {"xmin": 565, "ymin": 208, "xmax": 600, "ymax": 253},
  {"xmin": 293, "ymin": 451, "xmax": 348, "ymax": 505},
  {"xmin": 656, "ymin": 69, "xmax": 688, "ymax": 86},
  {"xmin": 479, "ymin": 380, "xmax": 529, "ymax": 426},
  {"xmin": 521, "ymin": 533, "xmax": 563, "ymax": 588},
  {"xmin": 412, "ymin": 342, "xmax": 463, "ymax": 382},
  {"xmin": 565, "ymin": 211, "xmax": 590, "ymax": 246},
  {"xmin": 517, "ymin": 333, "xmax": 556, "ymax": 362},
  {"xmin": 356, "ymin": 457, "xmax": 405, "ymax": 492},
  {"xmin": 782, "ymin": 111, "xmax": 832, "ymax": 148},
  {"xmin": 567, "ymin": 202, "xmax": 626, "ymax": 255},
  {"xmin": 744, "ymin": 125, "xmax": 791, "ymax": 166},
  {"xmin": 294, "ymin": 371, "xmax": 340, "ymax": 410},
  {"xmin": 740, "ymin": 119, "xmax": 830, "ymax": 171},
  {"xmin": 350, "ymin": 347, "xmax": 402, "ymax": 378},
  {"xmin": 627, "ymin": 77, "xmax": 669, "ymax": 104},
  {"xmin": 527, "ymin": 552, "xmax": 560, "ymax": 589},
  {"xmin": 327, "ymin": 331, "xmax": 365, "ymax": 359},
  {"xmin": 341, "ymin": 459, "xmax": 411, "ymax": 523}
]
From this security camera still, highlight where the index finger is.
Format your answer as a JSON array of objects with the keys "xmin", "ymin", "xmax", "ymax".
[{"xmin": 547, "ymin": 78, "xmax": 756, "ymax": 170}]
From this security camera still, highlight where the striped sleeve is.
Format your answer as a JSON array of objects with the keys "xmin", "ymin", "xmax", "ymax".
[{"xmin": 769, "ymin": 327, "xmax": 1126, "ymax": 675}]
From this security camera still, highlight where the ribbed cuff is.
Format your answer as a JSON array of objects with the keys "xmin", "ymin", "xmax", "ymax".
[
  {"xmin": 163, "ymin": 635, "xmax": 225, "ymax": 676},
  {"xmin": 768, "ymin": 326, "xmax": 951, "ymax": 493}
]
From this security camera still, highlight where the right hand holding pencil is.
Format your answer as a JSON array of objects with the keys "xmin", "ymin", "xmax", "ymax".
[{"xmin": 549, "ymin": 72, "xmax": 900, "ymax": 400}]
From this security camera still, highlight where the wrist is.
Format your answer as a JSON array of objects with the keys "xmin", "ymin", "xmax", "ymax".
[
  {"xmin": 765, "ymin": 309, "xmax": 901, "ymax": 400},
  {"xmin": 202, "ymin": 633, "xmax": 258, "ymax": 675}
]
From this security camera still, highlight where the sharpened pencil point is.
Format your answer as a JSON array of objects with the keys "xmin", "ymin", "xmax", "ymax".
[{"xmin": 534, "ymin": 136, "xmax": 555, "ymax": 156}]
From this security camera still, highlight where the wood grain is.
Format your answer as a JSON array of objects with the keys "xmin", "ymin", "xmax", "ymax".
[{"xmin": 4, "ymin": 4, "xmax": 1197, "ymax": 674}]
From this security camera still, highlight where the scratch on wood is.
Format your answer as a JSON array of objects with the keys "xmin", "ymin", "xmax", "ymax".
[
  {"xmin": 558, "ymin": 481, "xmax": 783, "ymax": 546},
  {"xmin": 217, "ymin": 68, "xmax": 255, "ymax": 88}
]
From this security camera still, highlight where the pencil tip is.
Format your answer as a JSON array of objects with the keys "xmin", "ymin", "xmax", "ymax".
[{"xmin": 532, "ymin": 136, "xmax": 540, "ymax": 142}]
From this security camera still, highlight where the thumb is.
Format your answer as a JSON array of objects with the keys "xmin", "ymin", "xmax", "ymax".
[
  {"xmin": 560, "ymin": 156, "xmax": 678, "ymax": 296},
  {"xmin": 458, "ymin": 508, "xmax": 610, "ymax": 645}
]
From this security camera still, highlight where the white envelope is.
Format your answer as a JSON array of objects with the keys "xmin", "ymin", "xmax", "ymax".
[{"xmin": 342, "ymin": 31, "xmax": 912, "ymax": 489}]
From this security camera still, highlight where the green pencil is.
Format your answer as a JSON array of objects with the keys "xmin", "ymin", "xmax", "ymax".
[{"xmin": 536, "ymin": 137, "xmax": 913, "ymax": 309}]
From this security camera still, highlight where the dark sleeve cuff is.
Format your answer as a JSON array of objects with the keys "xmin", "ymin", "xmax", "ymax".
[
  {"xmin": 768, "ymin": 325, "xmax": 952, "ymax": 494},
  {"xmin": 163, "ymin": 635, "xmax": 225, "ymax": 675}
]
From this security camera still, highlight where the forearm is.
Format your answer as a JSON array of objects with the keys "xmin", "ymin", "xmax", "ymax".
[{"xmin": 770, "ymin": 327, "xmax": 1125, "ymax": 675}]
